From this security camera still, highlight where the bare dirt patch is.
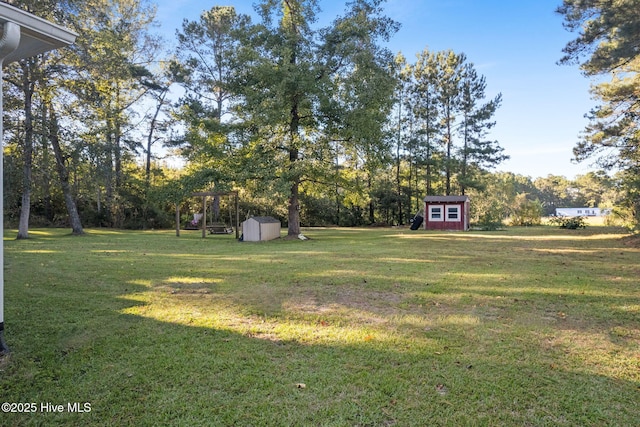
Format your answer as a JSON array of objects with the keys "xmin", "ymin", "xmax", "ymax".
[{"xmin": 284, "ymin": 284, "xmax": 405, "ymax": 319}]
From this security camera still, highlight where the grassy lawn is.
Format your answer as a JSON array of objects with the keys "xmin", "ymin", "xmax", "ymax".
[{"xmin": 1, "ymin": 226, "xmax": 639, "ymax": 426}]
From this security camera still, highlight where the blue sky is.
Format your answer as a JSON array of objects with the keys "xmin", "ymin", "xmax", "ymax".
[{"xmin": 153, "ymin": 0, "xmax": 599, "ymax": 179}]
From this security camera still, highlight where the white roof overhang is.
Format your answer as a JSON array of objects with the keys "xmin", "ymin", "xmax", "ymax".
[{"xmin": 0, "ymin": 2, "xmax": 77, "ymax": 64}]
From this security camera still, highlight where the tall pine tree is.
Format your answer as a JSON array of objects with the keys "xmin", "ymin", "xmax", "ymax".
[{"xmin": 558, "ymin": 0, "xmax": 640, "ymax": 226}]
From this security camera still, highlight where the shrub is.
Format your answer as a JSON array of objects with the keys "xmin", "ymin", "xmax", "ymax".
[
  {"xmin": 509, "ymin": 194, "xmax": 543, "ymax": 226},
  {"xmin": 475, "ymin": 202, "xmax": 505, "ymax": 230},
  {"xmin": 549, "ymin": 216, "xmax": 587, "ymax": 229}
]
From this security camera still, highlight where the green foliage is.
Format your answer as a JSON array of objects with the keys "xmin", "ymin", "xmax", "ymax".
[
  {"xmin": 549, "ymin": 215, "xmax": 587, "ymax": 229},
  {"xmin": 468, "ymin": 173, "xmax": 533, "ymax": 229},
  {"xmin": 557, "ymin": 0, "xmax": 640, "ymax": 75},
  {"xmin": 534, "ymin": 175, "xmax": 574, "ymax": 216},
  {"xmin": 557, "ymin": 0, "xmax": 640, "ymax": 228},
  {"xmin": 475, "ymin": 201, "xmax": 505, "ymax": 230},
  {"xmin": 4, "ymin": 1, "xmax": 636, "ymax": 234},
  {"xmin": 509, "ymin": 193, "xmax": 543, "ymax": 226},
  {"xmin": 391, "ymin": 47, "xmax": 507, "ymax": 219},
  {"xmin": 172, "ymin": 5, "xmax": 251, "ymax": 170},
  {"xmin": 171, "ymin": 1, "xmax": 400, "ymax": 235},
  {"xmin": 607, "ymin": 167, "xmax": 640, "ymax": 230}
]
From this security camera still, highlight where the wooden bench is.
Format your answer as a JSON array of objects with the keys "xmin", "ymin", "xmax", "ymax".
[{"xmin": 207, "ymin": 223, "xmax": 233, "ymax": 234}]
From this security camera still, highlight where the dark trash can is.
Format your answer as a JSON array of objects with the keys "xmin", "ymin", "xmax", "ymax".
[{"xmin": 410, "ymin": 214, "xmax": 423, "ymax": 230}]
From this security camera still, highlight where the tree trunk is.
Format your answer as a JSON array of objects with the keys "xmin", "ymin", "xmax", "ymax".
[
  {"xmin": 145, "ymin": 88, "xmax": 166, "ymax": 185},
  {"xmin": 288, "ymin": 178, "xmax": 301, "ymax": 236},
  {"xmin": 445, "ymin": 102, "xmax": 452, "ymax": 196},
  {"xmin": 460, "ymin": 157, "xmax": 468, "ymax": 196},
  {"xmin": 287, "ymin": 72, "xmax": 301, "ymax": 235},
  {"xmin": 426, "ymin": 135, "xmax": 433, "ymax": 196},
  {"xmin": 175, "ymin": 204, "xmax": 180, "ymax": 237},
  {"xmin": 396, "ymin": 87, "xmax": 403, "ymax": 225},
  {"xmin": 460, "ymin": 116, "xmax": 469, "ymax": 196},
  {"xmin": 284, "ymin": 6, "xmax": 303, "ymax": 238},
  {"xmin": 40, "ymin": 129, "xmax": 54, "ymax": 223},
  {"xmin": 213, "ymin": 194, "xmax": 220, "ymax": 223},
  {"xmin": 17, "ymin": 64, "xmax": 34, "ymax": 240},
  {"xmin": 104, "ymin": 129, "xmax": 114, "ymax": 226},
  {"xmin": 335, "ymin": 183, "xmax": 341, "ymax": 225},
  {"xmin": 368, "ymin": 174, "xmax": 375, "ymax": 224},
  {"xmin": 287, "ymin": 143, "xmax": 301, "ymax": 236},
  {"xmin": 17, "ymin": 187, "xmax": 31, "ymax": 239},
  {"xmin": 48, "ymin": 103, "xmax": 84, "ymax": 235},
  {"xmin": 113, "ymin": 118, "xmax": 123, "ymax": 228}
]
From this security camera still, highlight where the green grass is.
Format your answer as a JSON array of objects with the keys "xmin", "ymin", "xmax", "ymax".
[{"xmin": 1, "ymin": 226, "xmax": 639, "ymax": 426}]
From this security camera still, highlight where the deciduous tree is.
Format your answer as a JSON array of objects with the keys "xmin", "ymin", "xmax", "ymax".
[
  {"xmin": 235, "ymin": 0, "xmax": 398, "ymax": 236},
  {"xmin": 3, "ymin": 0, "xmax": 78, "ymax": 237},
  {"xmin": 64, "ymin": 0, "xmax": 160, "ymax": 227}
]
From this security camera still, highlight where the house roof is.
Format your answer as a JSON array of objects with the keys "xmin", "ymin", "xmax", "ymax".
[
  {"xmin": 424, "ymin": 196, "xmax": 469, "ymax": 203},
  {"xmin": 0, "ymin": 2, "xmax": 77, "ymax": 65},
  {"xmin": 247, "ymin": 216, "xmax": 280, "ymax": 224},
  {"xmin": 556, "ymin": 207, "xmax": 599, "ymax": 210}
]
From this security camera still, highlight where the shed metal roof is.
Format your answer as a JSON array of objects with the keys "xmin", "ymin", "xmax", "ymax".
[
  {"xmin": 424, "ymin": 196, "xmax": 469, "ymax": 203},
  {"xmin": 246, "ymin": 216, "xmax": 280, "ymax": 223}
]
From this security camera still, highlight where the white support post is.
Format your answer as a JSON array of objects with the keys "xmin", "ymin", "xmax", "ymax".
[{"xmin": 0, "ymin": 21, "xmax": 21, "ymax": 354}]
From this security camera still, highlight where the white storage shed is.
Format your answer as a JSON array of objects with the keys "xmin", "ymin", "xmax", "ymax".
[{"xmin": 242, "ymin": 216, "xmax": 281, "ymax": 242}]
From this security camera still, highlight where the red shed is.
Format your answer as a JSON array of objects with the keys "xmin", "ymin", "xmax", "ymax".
[{"xmin": 423, "ymin": 196, "xmax": 470, "ymax": 231}]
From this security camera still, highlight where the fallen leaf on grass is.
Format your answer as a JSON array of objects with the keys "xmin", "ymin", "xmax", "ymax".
[{"xmin": 435, "ymin": 384, "xmax": 448, "ymax": 395}]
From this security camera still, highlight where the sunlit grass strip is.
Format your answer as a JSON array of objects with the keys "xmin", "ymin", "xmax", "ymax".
[
  {"xmin": 547, "ymin": 329, "xmax": 640, "ymax": 381},
  {"xmin": 393, "ymin": 231, "xmax": 632, "ymax": 241},
  {"xmin": 119, "ymin": 289, "xmax": 441, "ymax": 348}
]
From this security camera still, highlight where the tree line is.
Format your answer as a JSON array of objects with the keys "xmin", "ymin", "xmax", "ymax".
[{"xmin": 2, "ymin": 0, "xmax": 639, "ymax": 236}]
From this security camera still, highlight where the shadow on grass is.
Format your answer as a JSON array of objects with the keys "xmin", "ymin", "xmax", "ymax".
[
  {"xmin": 2, "ymin": 302, "xmax": 639, "ymax": 427},
  {"xmin": 2, "ymin": 227, "xmax": 639, "ymax": 426}
]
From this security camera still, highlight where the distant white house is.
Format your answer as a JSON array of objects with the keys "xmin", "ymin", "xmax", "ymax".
[{"xmin": 555, "ymin": 207, "xmax": 609, "ymax": 217}]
